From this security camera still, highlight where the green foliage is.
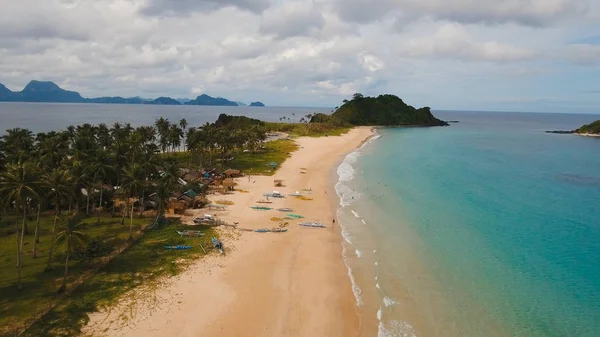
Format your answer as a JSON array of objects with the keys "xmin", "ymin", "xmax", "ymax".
[
  {"xmin": 227, "ymin": 139, "xmax": 299, "ymax": 175},
  {"xmin": 213, "ymin": 113, "xmax": 265, "ymax": 129},
  {"xmin": 264, "ymin": 122, "xmax": 350, "ymax": 137},
  {"xmin": 576, "ymin": 120, "xmax": 600, "ymax": 134},
  {"xmin": 330, "ymin": 93, "xmax": 448, "ymax": 126}
]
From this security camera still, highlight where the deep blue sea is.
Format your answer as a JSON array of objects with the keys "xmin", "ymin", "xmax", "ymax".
[{"xmin": 336, "ymin": 111, "xmax": 600, "ymax": 337}]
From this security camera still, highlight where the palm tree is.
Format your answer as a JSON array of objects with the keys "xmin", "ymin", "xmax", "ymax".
[
  {"xmin": 55, "ymin": 213, "xmax": 88, "ymax": 293},
  {"xmin": 0, "ymin": 163, "xmax": 40, "ymax": 290},
  {"xmin": 121, "ymin": 164, "xmax": 145, "ymax": 240},
  {"xmin": 179, "ymin": 119, "xmax": 188, "ymax": 151},
  {"xmin": 88, "ymin": 148, "xmax": 113, "ymax": 215},
  {"xmin": 43, "ymin": 168, "xmax": 74, "ymax": 272}
]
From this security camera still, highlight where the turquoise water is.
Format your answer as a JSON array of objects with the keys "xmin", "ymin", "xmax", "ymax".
[{"xmin": 336, "ymin": 112, "xmax": 600, "ymax": 336}]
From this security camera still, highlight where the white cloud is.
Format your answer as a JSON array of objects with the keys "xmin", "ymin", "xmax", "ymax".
[{"xmin": 399, "ymin": 23, "xmax": 535, "ymax": 62}]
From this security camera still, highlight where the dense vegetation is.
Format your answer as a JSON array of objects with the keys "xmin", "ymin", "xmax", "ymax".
[
  {"xmin": 576, "ymin": 120, "xmax": 600, "ymax": 134},
  {"xmin": 0, "ymin": 115, "xmax": 273, "ymax": 335},
  {"xmin": 317, "ymin": 93, "xmax": 448, "ymax": 126}
]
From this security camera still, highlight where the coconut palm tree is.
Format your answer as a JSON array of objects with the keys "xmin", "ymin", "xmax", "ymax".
[
  {"xmin": 0, "ymin": 163, "xmax": 40, "ymax": 290},
  {"xmin": 43, "ymin": 168, "xmax": 74, "ymax": 272},
  {"xmin": 121, "ymin": 164, "xmax": 145, "ymax": 240},
  {"xmin": 55, "ymin": 213, "xmax": 88, "ymax": 293},
  {"xmin": 179, "ymin": 119, "xmax": 188, "ymax": 151}
]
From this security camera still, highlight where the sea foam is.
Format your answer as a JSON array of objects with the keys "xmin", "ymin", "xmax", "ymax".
[
  {"xmin": 383, "ymin": 296, "xmax": 397, "ymax": 307},
  {"xmin": 378, "ymin": 320, "xmax": 417, "ymax": 337}
]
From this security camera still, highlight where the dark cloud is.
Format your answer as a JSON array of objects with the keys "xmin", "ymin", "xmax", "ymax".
[
  {"xmin": 259, "ymin": 2, "xmax": 326, "ymax": 39},
  {"xmin": 140, "ymin": 0, "xmax": 272, "ymax": 16}
]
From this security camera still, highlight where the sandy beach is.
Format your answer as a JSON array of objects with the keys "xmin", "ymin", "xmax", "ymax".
[{"xmin": 83, "ymin": 127, "xmax": 374, "ymax": 337}]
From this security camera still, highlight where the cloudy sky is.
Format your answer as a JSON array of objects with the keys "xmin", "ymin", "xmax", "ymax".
[{"xmin": 1, "ymin": 0, "xmax": 599, "ymax": 112}]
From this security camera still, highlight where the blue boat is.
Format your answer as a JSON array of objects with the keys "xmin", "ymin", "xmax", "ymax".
[{"xmin": 164, "ymin": 245, "xmax": 192, "ymax": 250}]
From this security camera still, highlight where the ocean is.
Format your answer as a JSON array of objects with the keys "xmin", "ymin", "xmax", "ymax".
[
  {"xmin": 336, "ymin": 111, "xmax": 600, "ymax": 337},
  {"xmin": 0, "ymin": 102, "xmax": 330, "ymax": 133}
]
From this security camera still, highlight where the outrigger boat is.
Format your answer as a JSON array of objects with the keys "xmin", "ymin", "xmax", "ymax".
[
  {"xmin": 271, "ymin": 228, "xmax": 288, "ymax": 233},
  {"xmin": 251, "ymin": 206, "xmax": 272, "ymax": 210},
  {"xmin": 255, "ymin": 228, "xmax": 271, "ymax": 233},
  {"xmin": 164, "ymin": 245, "xmax": 192, "ymax": 250},
  {"xmin": 299, "ymin": 222, "xmax": 327, "ymax": 228},
  {"xmin": 212, "ymin": 237, "xmax": 224, "ymax": 254},
  {"xmin": 176, "ymin": 230, "xmax": 205, "ymax": 237},
  {"xmin": 287, "ymin": 213, "xmax": 304, "ymax": 219},
  {"xmin": 277, "ymin": 208, "xmax": 293, "ymax": 212}
]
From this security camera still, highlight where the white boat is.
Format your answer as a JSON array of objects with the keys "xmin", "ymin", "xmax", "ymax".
[{"xmin": 299, "ymin": 222, "xmax": 327, "ymax": 228}]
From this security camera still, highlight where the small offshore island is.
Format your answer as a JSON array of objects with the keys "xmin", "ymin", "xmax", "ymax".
[
  {"xmin": 547, "ymin": 120, "xmax": 600, "ymax": 137},
  {"xmin": 0, "ymin": 92, "xmax": 445, "ymax": 336}
]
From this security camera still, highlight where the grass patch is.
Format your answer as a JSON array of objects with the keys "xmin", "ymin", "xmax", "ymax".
[
  {"xmin": 227, "ymin": 139, "xmax": 299, "ymax": 176},
  {"xmin": 20, "ymin": 219, "xmax": 217, "ymax": 337},
  {"xmin": 265, "ymin": 122, "xmax": 351, "ymax": 137},
  {"xmin": 0, "ymin": 215, "xmax": 148, "ymax": 336}
]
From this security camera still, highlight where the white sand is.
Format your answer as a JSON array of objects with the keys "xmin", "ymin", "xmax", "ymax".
[{"xmin": 83, "ymin": 127, "xmax": 374, "ymax": 337}]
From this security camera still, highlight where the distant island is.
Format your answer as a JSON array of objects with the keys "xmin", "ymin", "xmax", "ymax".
[
  {"xmin": 310, "ymin": 93, "xmax": 448, "ymax": 127},
  {"xmin": 546, "ymin": 120, "xmax": 600, "ymax": 137},
  {"xmin": 0, "ymin": 80, "xmax": 265, "ymax": 107},
  {"xmin": 249, "ymin": 101, "xmax": 265, "ymax": 107}
]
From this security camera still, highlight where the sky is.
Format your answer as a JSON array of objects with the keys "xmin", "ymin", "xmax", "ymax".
[{"xmin": 0, "ymin": 0, "xmax": 599, "ymax": 113}]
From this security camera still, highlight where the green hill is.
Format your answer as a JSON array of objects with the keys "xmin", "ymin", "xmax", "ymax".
[
  {"xmin": 319, "ymin": 93, "xmax": 447, "ymax": 126},
  {"xmin": 576, "ymin": 120, "xmax": 600, "ymax": 134}
]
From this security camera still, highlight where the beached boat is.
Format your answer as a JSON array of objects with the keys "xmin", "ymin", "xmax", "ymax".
[
  {"xmin": 271, "ymin": 228, "xmax": 288, "ymax": 233},
  {"xmin": 299, "ymin": 222, "xmax": 327, "ymax": 228},
  {"xmin": 287, "ymin": 213, "xmax": 304, "ymax": 219},
  {"xmin": 212, "ymin": 237, "xmax": 224, "ymax": 254},
  {"xmin": 263, "ymin": 191, "xmax": 285, "ymax": 198},
  {"xmin": 277, "ymin": 208, "xmax": 294, "ymax": 212},
  {"xmin": 255, "ymin": 228, "xmax": 271, "ymax": 233},
  {"xmin": 288, "ymin": 191, "xmax": 303, "ymax": 196},
  {"xmin": 251, "ymin": 206, "xmax": 272, "ymax": 210},
  {"xmin": 256, "ymin": 200, "xmax": 273, "ymax": 204},
  {"xmin": 164, "ymin": 245, "xmax": 192, "ymax": 250},
  {"xmin": 176, "ymin": 230, "xmax": 205, "ymax": 237}
]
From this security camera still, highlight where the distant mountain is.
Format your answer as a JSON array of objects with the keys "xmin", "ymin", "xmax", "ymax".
[
  {"xmin": 235, "ymin": 101, "xmax": 248, "ymax": 106},
  {"xmin": 147, "ymin": 97, "xmax": 181, "ymax": 105},
  {"xmin": 184, "ymin": 94, "xmax": 238, "ymax": 106},
  {"xmin": 0, "ymin": 80, "xmax": 264, "ymax": 107},
  {"xmin": 6, "ymin": 80, "xmax": 85, "ymax": 103},
  {"xmin": 87, "ymin": 97, "xmax": 145, "ymax": 104}
]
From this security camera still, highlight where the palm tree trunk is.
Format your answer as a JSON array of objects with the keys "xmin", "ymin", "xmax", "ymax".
[
  {"xmin": 33, "ymin": 205, "xmax": 41, "ymax": 258},
  {"xmin": 139, "ymin": 191, "xmax": 145, "ymax": 217},
  {"xmin": 45, "ymin": 204, "xmax": 59, "ymax": 272},
  {"xmin": 59, "ymin": 238, "xmax": 71, "ymax": 293},
  {"xmin": 121, "ymin": 198, "xmax": 128, "ymax": 225},
  {"xmin": 99, "ymin": 187, "xmax": 103, "ymax": 211},
  {"xmin": 98, "ymin": 188, "xmax": 104, "ymax": 223},
  {"xmin": 86, "ymin": 193, "xmax": 90, "ymax": 216},
  {"xmin": 17, "ymin": 205, "xmax": 26, "ymax": 290},
  {"xmin": 128, "ymin": 201, "xmax": 135, "ymax": 240}
]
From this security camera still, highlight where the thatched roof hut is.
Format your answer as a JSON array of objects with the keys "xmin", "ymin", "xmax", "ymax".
[{"xmin": 223, "ymin": 169, "xmax": 241, "ymax": 178}]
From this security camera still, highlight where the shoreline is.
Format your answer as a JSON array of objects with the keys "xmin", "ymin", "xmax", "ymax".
[{"xmin": 83, "ymin": 127, "xmax": 374, "ymax": 337}]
